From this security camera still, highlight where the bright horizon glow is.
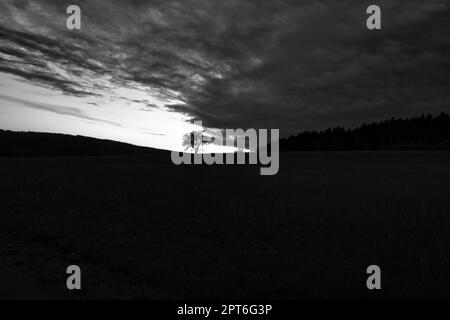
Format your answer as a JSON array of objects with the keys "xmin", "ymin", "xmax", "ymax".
[{"xmin": 0, "ymin": 71, "xmax": 235, "ymax": 153}]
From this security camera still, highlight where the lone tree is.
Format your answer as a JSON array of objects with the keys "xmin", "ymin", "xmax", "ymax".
[{"xmin": 182, "ymin": 130, "xmax": 213, "ymax": 153}]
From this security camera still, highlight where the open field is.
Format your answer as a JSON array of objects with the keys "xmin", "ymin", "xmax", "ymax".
[{"xmin": 1, "ymin": 152, "xmax": 450, "ymax": 299}]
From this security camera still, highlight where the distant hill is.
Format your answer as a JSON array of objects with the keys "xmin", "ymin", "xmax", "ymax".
[
  {"xmin": 280, "ymin": 113, "xmax": 450, "ymax": 151},
  {"xmin": 0, "ymin": 130, "xmax": 162, "ymax": 156},
  {"xmin": 3, "ymin": 112, "xmax": 450, "ymax": 156}
]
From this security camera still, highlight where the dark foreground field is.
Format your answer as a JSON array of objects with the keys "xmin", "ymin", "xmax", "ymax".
[{"xmin": 1, "ymin": 152, "xmax": 450, "ymax": 299}]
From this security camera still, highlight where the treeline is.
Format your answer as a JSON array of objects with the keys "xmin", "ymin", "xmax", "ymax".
[
  {"xmin": 0, "ymin": 130, "xmax": 161, "ymax": 156},
  {"xmin": 280, "ymin": 113, "xmax": 450, "ymax": 151}
]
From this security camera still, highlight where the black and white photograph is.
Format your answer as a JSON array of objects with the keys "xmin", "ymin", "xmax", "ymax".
[{"xmin": 0, "ymin": 0, "xmax": 449, "ymax": 308}]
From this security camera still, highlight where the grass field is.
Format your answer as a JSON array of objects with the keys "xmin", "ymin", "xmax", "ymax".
[{"xmin": 1, "ymin": 152, "xmax": 449, "ymax": 299}]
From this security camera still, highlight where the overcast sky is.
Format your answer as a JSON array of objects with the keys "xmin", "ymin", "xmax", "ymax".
[{"xmin": 0, "ymin": 0, "xmax": 449, "ymax": 150}]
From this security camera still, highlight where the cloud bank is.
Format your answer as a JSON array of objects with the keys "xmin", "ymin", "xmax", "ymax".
[{"xmin": 0, "ymin": 0, "xmax": 449, "ymax": 148}]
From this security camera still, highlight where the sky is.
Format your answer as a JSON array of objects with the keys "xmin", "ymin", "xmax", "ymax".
[{"xmin": 0, "ymin": 0, "xmax": 449, "ymax": 151}]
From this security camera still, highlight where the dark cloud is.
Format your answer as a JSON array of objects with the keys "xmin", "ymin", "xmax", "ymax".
[{"xmin": 1, "ymin": 0, "xmax": 449, "ymax": 135}]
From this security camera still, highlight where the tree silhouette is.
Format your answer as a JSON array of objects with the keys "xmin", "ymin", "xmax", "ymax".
[
  {"xmin": 182, "ymin": 130, "xmax": 212, "ymax": 153},
  {"xmin": 280, "ymin": 112, "xmax": 450, "ymax": 151}
]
